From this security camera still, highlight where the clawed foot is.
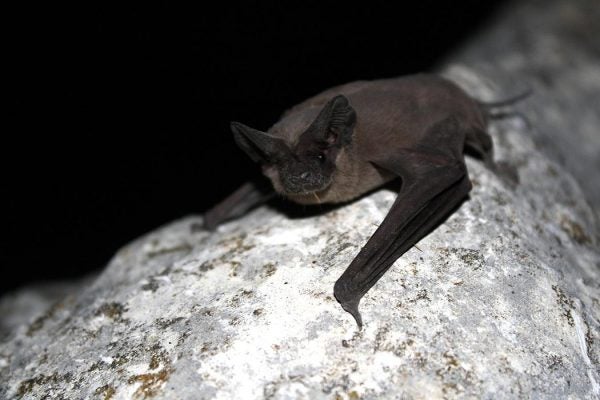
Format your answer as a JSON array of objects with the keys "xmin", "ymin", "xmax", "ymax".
[
  {"xmin": 190, "ymin": 216, "xmax": 219, "ymax": 233},
  {"xmin": 494, "ymin": 161, "xmax": 519, "ymax": 188},
  {"xmin": 190, "ymin": 222, "xmax": 204, "ymax": 233}
]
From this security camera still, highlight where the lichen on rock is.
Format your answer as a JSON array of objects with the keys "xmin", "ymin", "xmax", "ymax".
[
  {"xmin": 1, "ymin": 87, "xmax": 598, "ymax": 397},
  {"xmin": 2, "ymin": 0, "xmax": 600, "ymax": 398}
]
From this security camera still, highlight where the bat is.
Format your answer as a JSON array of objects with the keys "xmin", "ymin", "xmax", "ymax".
[{"xmin": 201, "ymin": 74, "xmax": 527, "ymax": 328}]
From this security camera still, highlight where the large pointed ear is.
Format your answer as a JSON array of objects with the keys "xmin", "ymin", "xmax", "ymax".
[
  {"xmin": 231, "ymin": 121, "xmax": 290, "ymax": 164},
  {"xmin": 304, "ymin": 95, "xmax": 357, "ymax": 147}
]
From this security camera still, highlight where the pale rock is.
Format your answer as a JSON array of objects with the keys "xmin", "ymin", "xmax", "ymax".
[
  {"xmin": 1, "ymin": 89, "xmax": 599, "ymax": 398},
  {"xmin": 2, "ymin": 0, "xmax": 600, "ymax": 398}
]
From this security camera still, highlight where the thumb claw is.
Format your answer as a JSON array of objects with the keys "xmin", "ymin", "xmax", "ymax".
[
  {"xmin": 334, "ymin": 280, "xmax": 365, "ymax": 329},
  {"xmin": 340, "ymin": 298, "xmax": 363, "ymax": 329}
]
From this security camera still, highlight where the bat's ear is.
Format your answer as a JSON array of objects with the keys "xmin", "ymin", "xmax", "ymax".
[
  {"xmin": 231, "ymin": 121, "xmax": 289, "ymax": 164},
  {"xmin": 305, "ymin": 95, "xmax": 357, "ymax": 148}
]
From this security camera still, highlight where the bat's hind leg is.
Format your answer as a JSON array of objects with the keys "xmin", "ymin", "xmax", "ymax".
[
  {"xmin": 465, "ymin": 128, "xmax": 519, "ymax": 185},
  {"xmin": 465, "ymin": 128, "xmax": 494, "ymax": 169}
]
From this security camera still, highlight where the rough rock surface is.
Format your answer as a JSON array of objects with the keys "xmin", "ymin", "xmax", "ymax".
[
  {"xmin": 449, "ymin": 0, "xmax": 600, "ymax": 215},
  {"xmin": 0, "ymin": 276, "xmax": 96, "ymax": 341},
  {"xmin": 1, "ymin": 70, "xmax": 600, "ymax": 398},
  {"xmin": 2, "ymin": 0, "xmax": 600, "ymax": 398}
]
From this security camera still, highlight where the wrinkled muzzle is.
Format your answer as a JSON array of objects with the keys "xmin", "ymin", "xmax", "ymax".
[{"xmin": 279, "ymin": 161, "xmax": 330, "ymax": 194}]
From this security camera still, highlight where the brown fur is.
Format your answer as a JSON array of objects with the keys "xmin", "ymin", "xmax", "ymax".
[{"xmin": 265, "ymin": 74, "xmax": 486, "ymax": 204}]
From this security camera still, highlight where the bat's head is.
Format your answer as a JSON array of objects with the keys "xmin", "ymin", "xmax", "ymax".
[{"xmin": 231, "ymin": 95, "xmax": 356, "ymax": 197}]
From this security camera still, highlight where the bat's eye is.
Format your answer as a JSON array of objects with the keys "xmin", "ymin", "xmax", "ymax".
[{"xmin": 315, "ymin": 153, "xmax": 325, "ymax": 163}]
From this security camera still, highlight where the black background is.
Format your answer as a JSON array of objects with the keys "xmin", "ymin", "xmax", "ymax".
[{"xmin": 4, "ymin": 1, "xmax": 507, "ymax": 294}]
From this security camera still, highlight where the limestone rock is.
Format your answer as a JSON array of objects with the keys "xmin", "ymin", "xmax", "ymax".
[
  {"xmin": 0, "ymin": 277, "xmax": 94, "ymax": 341},
  {"xmin": 1, "ymin": 76, "xmax": 599, "ymax": 398},
  {"xmin": 449, "ymin": 0, "xmax": 600, "ymax": 215},
  {"xmin": 2, "ymin": 0, "xmax": 600, "ymax": 398}
]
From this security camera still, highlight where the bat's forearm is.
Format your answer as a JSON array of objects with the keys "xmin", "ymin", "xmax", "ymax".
[
  {"xmin": 334, "ymin": 156, "xmax": 471, "ymax": 327},
  {"xmin": 215, "ymin": 76, "xmax": 500, "ymax": 326}
]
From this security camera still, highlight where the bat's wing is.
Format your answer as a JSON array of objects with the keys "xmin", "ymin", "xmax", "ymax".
[
  {"xmin": 334, "ymin": 117, "xmax": 473, "ymax": 327},
  {"xmin": 200, "ymin": 178, "xmax": 274, "ymax": 231}
]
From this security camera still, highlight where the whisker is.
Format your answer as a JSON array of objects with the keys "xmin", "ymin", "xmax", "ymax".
[{"xmin": 313, "ymin": 192, "xmax": 322, "ymax": 204}]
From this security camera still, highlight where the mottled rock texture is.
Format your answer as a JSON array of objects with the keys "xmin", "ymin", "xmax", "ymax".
[
  {"xmin": 450, "ymin": 0, "xmax": 600, "ymax": 216},
  {"xmin": 2, "ymin": 82, "xmax": 599, "ymax": 399},
  {"xmin": 2, "ymin": 0, "xmax": 599, "ymax": 399}
]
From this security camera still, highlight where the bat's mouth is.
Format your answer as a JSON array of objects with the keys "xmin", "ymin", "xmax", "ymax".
[
  {"xmin": 262, "ymin": 164, "xmax": 333, "ymax": 203},
  {"xmin": 281, "ymin": 179, "xmax": 334, "ymax": 205},
  {"xmin": 281, "ymin": 169, "xmax": 332, "ymax": 194},
  {"xmin": 285, "ymin": 191, "xmax": 325, "ymax": 205},
  {"xmin": 283, "ymin": 176, "xmax": 332, "ymax": 195}
]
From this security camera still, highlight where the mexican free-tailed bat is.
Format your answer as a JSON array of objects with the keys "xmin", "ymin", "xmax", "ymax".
[{"xmin": 202, "ymin": 73, "xmax": 527, "ymax": 328}]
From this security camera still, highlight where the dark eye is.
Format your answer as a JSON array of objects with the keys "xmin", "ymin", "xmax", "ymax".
[{"xmin": 315, "ymin": 153, "xmax": 325, "ymax": 162}]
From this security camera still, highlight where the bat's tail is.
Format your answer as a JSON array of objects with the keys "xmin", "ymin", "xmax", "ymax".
[
  {"xmin": 478, "ymin": 88, "xmax": 532, "ymax": 122},
  {"xmin": 477, "ymin": 88, "xmax": 532, "ymax": 109}
]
